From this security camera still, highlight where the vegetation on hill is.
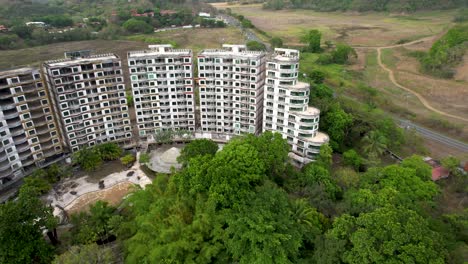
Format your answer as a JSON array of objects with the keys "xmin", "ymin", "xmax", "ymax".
[
  {"xmin": 0, "ymin": 0, "xmax": 223, "ymax": 50},
  {"xmin": 415, "ymin": 24, "xmax": 468, "ymax": 78},
  {"xmin": 263, "ymin": 0, "xmax": 467, "ymax": 12}
]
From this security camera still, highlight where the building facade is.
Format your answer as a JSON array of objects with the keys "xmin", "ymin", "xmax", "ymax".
[
  {"xmin": 43, "ymin": 53, "xmax": 132, "ymax": 152},
  {"xmin": 0, "ymin": 67, "xmax": 63, "ymax": 184},
  {"xmin": 198, "ymin": 44, "xmax": 266, "ymax": 135},
  {"xmin": 263, "ymin": 48, "xmax": 329, "ymax": 166},
  {"xmin": 127, "ymin": 45, "xmax": 195, "ymax": 138}
]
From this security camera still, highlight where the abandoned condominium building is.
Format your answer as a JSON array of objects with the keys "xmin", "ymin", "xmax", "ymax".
[
  {"xmin": 263, "ymin": 48, "xmax": 329, "ymax": 166},
  {"xmin": 43, "ymin": 53, "xmax": 132, "ymax": 152},
  {"xmin": 127, "ymin": 44, "xmax": 195, "ymax": 139},
  {"xmin": 0, "ymin": 67, "xmax": 63, "ymax": 185},
  {"xmin": 198, "ymin": 44, "xmax": 266, "ymax": 135}
]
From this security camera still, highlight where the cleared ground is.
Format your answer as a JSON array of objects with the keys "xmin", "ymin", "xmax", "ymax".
[
  {"xmin": 212, "ymin": 3, "xmax": 455, "ymax": 47},
  {"xmin": 0, "ymin": 28, "xmax": 244, "ymax": 69},
  {"xmin": 126, "ymin": 27, "xmax": 244, "ymax": 53},
  {"xmin": 66, "ymin": 182, "xmax": 135, "ymax": 214}
]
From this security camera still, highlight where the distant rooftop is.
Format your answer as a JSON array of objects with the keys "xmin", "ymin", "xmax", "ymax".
[
  {"xmin": 0, "ymin": 67, "xmax": 37, "ymax": 78},
  {"xmin": 128, "ymin": 45, "xmax": 192, "ymax": 57},
  {"xmin": 44, "ymin": 53, "xmax": 119, "ymax": 67},
  {"xmin": 199, "ymin": 44, "xmax": 265, "ymax": 58},
  {"xmin": 270, "ymin": 48, "xmax": 300, "ymax": 62}
]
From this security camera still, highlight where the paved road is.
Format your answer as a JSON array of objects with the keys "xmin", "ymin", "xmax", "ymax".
[
  {"xmin": 398, "ymin": 119, "xmax": 468, "ymax": 153},
  {"xmin": 218, "ymin": 13, "xmax": 271, "ymax": 50}
]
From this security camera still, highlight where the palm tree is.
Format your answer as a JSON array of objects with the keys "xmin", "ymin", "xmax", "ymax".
[{"xmin": 362, "ymin": 130, "xmax": 387, "ymax": 158}]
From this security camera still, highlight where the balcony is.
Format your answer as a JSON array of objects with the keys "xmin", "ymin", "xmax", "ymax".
[
  {"xmin": 0, "ymin": 167, "xmax": 13, "ymax": 178},
  {"xmin": 3, "ymin": 110, "xmax": 19, "ymax": 120},
  {"xmin": 12, "ymin": 135, "xmax": 27, "ymax": 145},
  {"xmin": 0, "ymin": 160, "xmax": 10, "ymax": 171},
  {"xmin": 0, "ymin": 104, "xmax": 16, "ymax": 111},
  {"xmin": 16, "ymin": 142, "xmax": 30, "ymax": 152},
  {"xmin": 6, "ymin": 118, "xmax": 22, "ymax": 128}
]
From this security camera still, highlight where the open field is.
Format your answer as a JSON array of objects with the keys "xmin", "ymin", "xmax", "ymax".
[
  {"xmin": 127, "ymin": 27, "xmax": 244, "ymax": 54},
  {"xmin": 0, "ymin": 28, "xmax": 244, "ymax": 70},
  {"xmin": 212, "ymin": 3, "xmax": 455, "ymax": 47}
]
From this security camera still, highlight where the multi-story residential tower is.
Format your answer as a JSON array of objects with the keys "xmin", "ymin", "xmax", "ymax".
[
  {"xmin": 263, "ymin": 48, "xmax": 329, "ymax": 166},
  {"xmin": 198, "ymin": 44, "xmax": 266, "ymax": 134},
  {"xmin": 43, "ymin": 53, "xmax": 132, "ymax": 152},
  {"xmin": 127, "ymin": 45, "xmax": 195, "ymax": 138},
  {"xmin": 0, "ymin": 67, "xmax": 63, "ymax": 185}
]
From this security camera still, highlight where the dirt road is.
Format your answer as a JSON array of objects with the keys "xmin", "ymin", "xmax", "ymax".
[{"xmin": 372, "ymin": 36, "xmax": 468, "ymax": 123}]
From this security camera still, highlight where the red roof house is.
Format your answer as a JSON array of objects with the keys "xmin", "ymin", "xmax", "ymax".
[
  {"xmin": 160, "ymin": 10, "xmax": 177, "ymax": 16},
  {"xmin": 431, "ymin": 166, "xmax": 450, "ymax": 181}
]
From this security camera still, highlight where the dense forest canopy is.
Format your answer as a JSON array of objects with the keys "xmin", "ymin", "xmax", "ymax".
[{"xmin": 262, "ymin": 0, "xmax": 467, "ymax": 12}]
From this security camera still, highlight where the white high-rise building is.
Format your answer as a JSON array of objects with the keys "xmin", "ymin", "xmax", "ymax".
[
  {"xmin": 43, "ymin": 53, "xmax": 133, "ymax": 152},
  {"xmin": 0, "ymin": 67, "xmax": 63, "ymax": 185},
  {"xmin": 127, "ymin": 45, "xmax": 195, "ymax": 138},
  {"xmin": 263, "ymin": 48, "xmax": 329, "ymax": 166},
  {"xmin": 198, "ymin": 44, "xmax": 266, "ymax": 135}
]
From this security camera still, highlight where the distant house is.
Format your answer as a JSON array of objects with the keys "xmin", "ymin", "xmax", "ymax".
[
  {"xmin": 198, "ymin": 12, "xmax": 211, "ymax": 18},
  {"xmin": 26, "ymin": 22, "xmax": 46, "ymax": 27},
  {"xmin": 423, "ymin": 157, "xmax": 450, "ymax": 181},
  {"xmin": 131, "ymin": 9, "xmax": 155, "ymax": 17},
  {"xmin": 0, "ymin": 25, "xmax": 8, "ymax": 32},
  {"xmin": 160, "ymin": 10, "xmax": 178, "ymax": 16}
]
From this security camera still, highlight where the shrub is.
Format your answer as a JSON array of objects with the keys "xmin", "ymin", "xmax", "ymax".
[{"xmin": 123, "ymin": 18, "xmax": 153, "ymax": 34}]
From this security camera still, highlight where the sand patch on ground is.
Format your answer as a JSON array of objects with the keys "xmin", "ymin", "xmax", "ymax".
[
  {"xmin": 454, "ymin": 53, "xmax": 468, "ymax": 82},
  {"xmin": 66, "ymin": 182, "xmax": 135, "ymax": 214}
]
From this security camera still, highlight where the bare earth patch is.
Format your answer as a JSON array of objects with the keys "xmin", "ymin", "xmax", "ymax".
[
  {"xmin": 454, "ymin": 53, "xmax": 468, "ymax": 82},
  {"xmin": 66, "ymin": 182, "xmax": 135, "ymax": 214}
]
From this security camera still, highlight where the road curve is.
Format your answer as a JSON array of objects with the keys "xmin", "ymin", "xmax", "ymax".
[{"xmin": 376, "ymin": 46, "xmax": 468, "ymax": 123}]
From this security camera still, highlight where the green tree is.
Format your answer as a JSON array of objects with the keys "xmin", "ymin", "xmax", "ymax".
[
  {"xmin": 300, "ymin": 29, "xmax": 322, "ymax": 53},
  {"xmin": 331, "ymin": 43, "xmax": 357, "ymax": 64},
  {"xmin": 240, "ymin": 132, "xmax": 290, "ymax": 180},
  {"xmin": 177, "ymin": 138, "xmax": 218, "ymax": 167},
  {"xmin": 361, "ymin": 130, "xmax": 387, "ymax": 158},
  {"xmin": 224, "ymin": 183, "xmax": 303, "ymax": 263},
  {"xmin": 12, "ymin": 24, "xmax": 33, "ymax": 39},
  {"xmin": 246, "ymin": 40, "xmax": 266, "ymax": 51},
  {"xmin": 53, "ymin": 244, "xmax": 116, "ymax": 264},
  {"xmin": 70, "ymin": 201, "xmax": 116, "ymax": 245},
  {"xmin": 321, "ymin": 103, "xmax": 353, "ymax": 151},
  {"xmin": 322, "ymin": 206, "xmax": 446, "ymax": 264},
  {"xmin": 95, "ymin": 143, "xmax": 122, "ymax": 161},
  {"xmin": 342, "ymin": 149, "xmax": 363, "ymax": 171},
  {"xmin": 441, "ymin": 156, "xmax": 460, "ymax": 175},
  {"xmin": 270, "ymin": 36, "xmax": 283, "ymax": 48},
  {"xmin": 0, "ymin": 184, "xmax": 57, "ymax": 263},
  {"xmin": 123, "ymin": 18, "xmax": 153, "ymax": 33},
  {"xmin": 120, "ymin": 154, "xmax": 136, "ymax": 168},
  {"xmin": 73, "ymin": 147, "xmax": 102, "ymax": 172}
]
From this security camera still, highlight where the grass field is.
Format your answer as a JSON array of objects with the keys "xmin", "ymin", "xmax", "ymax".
[
  {"xmin": 212, "ymin": 3, "xmax": 455, "ymax": 47},
  {"xmin": 0, "ymin": 28, "xmax": 244, "ymax": 69},
  {"xmin": 126, "ymin": 27, "xmax": 244, "ymax": 54}
]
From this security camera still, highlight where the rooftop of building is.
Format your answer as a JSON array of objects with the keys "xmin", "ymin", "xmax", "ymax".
[
  {"xmin": 301, "ymin": 131, "xmax": 329, "ymax": 144},
  {"xmin": 199, "ymin": 44, "xmax": 265, "ymax": 58},
  {"xmin": 0, "ymin": 67, "xmax": 37, "ymax": 78},
  {"xmin": 294, "ymin": 105, "xmax": 320, "ymax": 116},
  {"xmin": 270, "ymin": 48, "xmax": 300, "ymax": 62},
  {"xmin": 128, "ymin": 45, "xmax": 192, "ymax": 57},
  {"xmin": 44, "ymin": 53, "xmax": 119, "ymax": 67}
]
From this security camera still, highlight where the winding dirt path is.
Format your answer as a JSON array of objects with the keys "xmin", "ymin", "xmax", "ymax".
[{"xmin": 373, "ymin": 37, "xmax": 468, "ymax": 123}]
